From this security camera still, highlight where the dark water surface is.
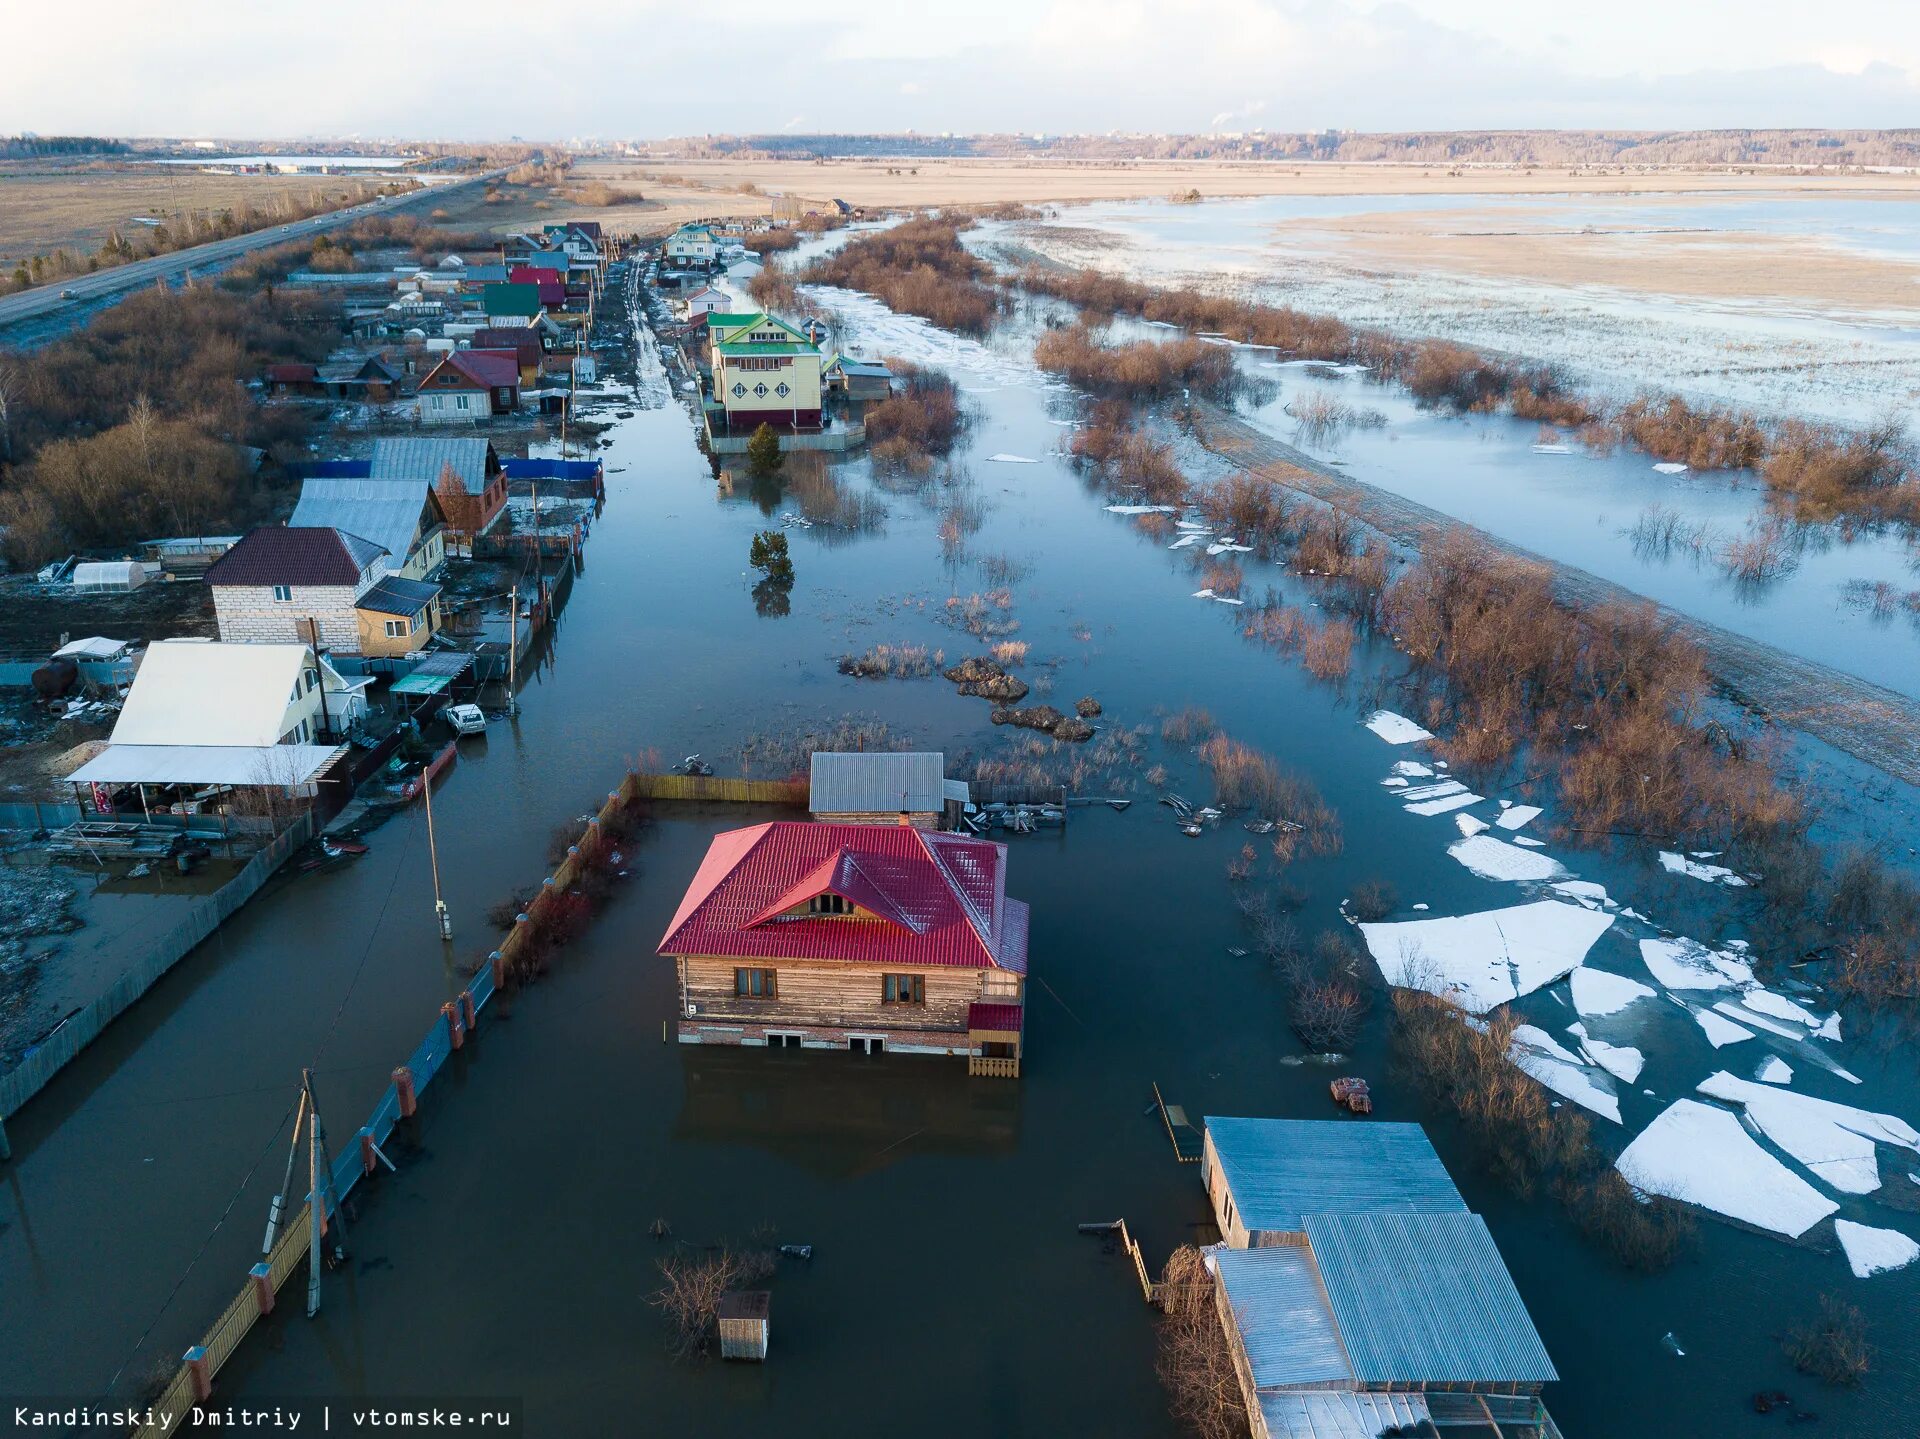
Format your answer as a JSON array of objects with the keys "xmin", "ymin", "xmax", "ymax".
[{"xmin": 3, "ymin": 273, "xmax": 1917, "ymax": 1437}]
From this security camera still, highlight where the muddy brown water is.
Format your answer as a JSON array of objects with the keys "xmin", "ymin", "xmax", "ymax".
[{"xmin": 1, "ymin": 278, "xmax": 1917, "ymax": 1436}]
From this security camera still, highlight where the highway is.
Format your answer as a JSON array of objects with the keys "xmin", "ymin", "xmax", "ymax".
[{"xmin": 0, "ymin": 167, "xmax": 503, "ymax": 346}]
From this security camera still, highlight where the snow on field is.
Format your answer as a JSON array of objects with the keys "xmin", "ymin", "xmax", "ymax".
[
  {"xmin": 1693, "ymin": 1008, "xmax": 1755, "ymax": 1048},
  {"xmin": 1757, "ymin": 1056, "xmax": 1794, "ymax": 1085},
  {"xmin": 1617, "ymin": 1099, "xmax": 1839, "ymax": 1238},
  {"xmin": 1568, "ymin": 1023, "xmax": 1646, "ymax": 1084},
  {"xmin": 1359, "ymin": 901, "xmax": 1614, "ymax": 1014},
  {"xmin": 802, "ymin": 284, "xmax": 1039, "ymax": 388},
  {"xmin": 1447, "ymin": 834, "xmax": 1566, "ymax": 882},
  {"xmin": 1509, "ymin": 1025, "xmax": 1622, "ymax": 1123},
  {"xmin": 1495, "ymin": 805, "xmax": 1543, "ymax": 831},
  {"xmin": 1571, "ymin": 967, "xmax": 1655, "ymax": 1017},
  {"xmin": 1640, "ymin": 937, "xmax": 1756, "ymax": 991},
  {"xmin": 1698, "ymin": 1071, "xmax": 1920, "ymax": 1195},
  {"xmin": 1365, "ymin": 710, "xmax": 1433, "ymax": 745},
  {"xmin": 1835, "ymin": 1221, "xmax": 1920, "ymax": 1278},
  {"xmin": 1659, "ymin": 850, "xmax": 1750, "ymax": 886}
]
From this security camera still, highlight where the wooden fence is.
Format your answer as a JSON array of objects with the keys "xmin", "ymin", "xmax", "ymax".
[
  {"xmin": 0, "ymin": 813, "xmax": 316, "ymax": 1151},
  {"xmin": 624, "ymin": 773, "xmax": 808, "ymax": 806}
]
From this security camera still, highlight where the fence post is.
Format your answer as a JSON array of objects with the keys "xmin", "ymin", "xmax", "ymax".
[
  {"xmin": 489, "ymin": 951, "xmax": 504, "ymax": 988},
  {"xmin": 393, "ymin": 1066, "xmax": 417, "ymax": 1118},
  {"xmin": 443, "ymin": 1002, "xmax": 464, "ymax": 1050},
  {"xmin": 460, "ymin": 989, "xmax": 476, "ymax": 1031},
  {"xmin": 184, "ymin": 1345, "xmax": 212, "ymax": 1402},
  {"xmin": 250, "ymin": 1262, "xmax": 275, "ymax": 1315},
  {"xmin": 359, "ymin": 1127, "xmax": 378, "ymax": 1175}
]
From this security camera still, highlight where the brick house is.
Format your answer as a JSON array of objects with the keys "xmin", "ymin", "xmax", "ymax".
[
  {"xmin": 205, "ymin": 526, "xmax": 441, "ymax": 657},
  {"xmin": 657, "ymin": 820, "xmax": 1029, "ymax": 1075}
]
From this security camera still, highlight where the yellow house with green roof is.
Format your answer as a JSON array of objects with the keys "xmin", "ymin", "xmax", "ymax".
[{"xmin": 708, "ymin": 312, "xmax": 825, "ymax": 431}]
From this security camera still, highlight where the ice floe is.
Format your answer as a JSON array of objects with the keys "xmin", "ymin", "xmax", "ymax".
[
  {"xmin": 1697, "ymin": 1071, "xmax": 1920, "ymax": 1194},
  {"xmin": 1169, "ymin": 533, "xmax": 1207, "ymax": 549},
  {"xmin": 1551, "ymin": 880, "xmax": 1610, "ymax": 907},
  {"xmin": 1190, "ymin": 589, "xmax": 1244, "ymax": 605},
  {"xmin": 1652, "ymin": 462, "xmax": 1691, "ymax": 475},
  {"xmin": 1205, "ymin": 541, "xmax": 1254, "ymax": 555},
  {"xmin": 1381, "ymin": 777, "xmax": 1409, "ymax": 789},
  {"xmin": 1756, "ymin": 1056, "xmax": 1794, "ymax": 1085},
  {"xmin": 1617, "ymin": 1098, "xmax": 1838, "ymax": 1238},
  {"xmin": 1364, "ymin": 710, "xmax": 1433, "ymax": 745},
  {"xmin": 1391, "ymin": 761, "xmax": 1434, "ymax": 778},
  {"xmin": 1105, "ymin": 503, "xmax": 1176, "ymax": 515},
  {"xmin": 1567, "ymin": 1023, "xmax": 1646, "ymax": 1084},
  {"xmin": 1531, "ymin": 443, "xmax": 1573, "ymax": 455},
  {"xmin": 1571, "ymin": 967, "xmax": 1655, "ymax": 1017},
  {"xmin": 1407, "ymin": 791, "xmax": 1483, "ymax": 817},
  {"xmin": 1456, "ymin": 814, "xmax": 1490, "ymax": 837},
  {"xmin": 1359, "ymin": 900, "xmax": 1614, "ymax": 1014},
  {"xmin": 1835, "ymin": 1221, "xmax": 1920, "ymax": 1278},
  {"xmin": 1448, "ymin": 834, "xmax": 1566, "ymax": 882},
  {"xmin": 1692, "ymin": 1009, "xmax": 1755, "ymax": 1048},
  {"xmin": 1639, "ymin": 937, "xmax": 1755, "ymax": 991},
  {"xmin": 1659, "ymin": 850, "xmax": 1749, "ymax": 886},
  {"xmin": 985, "ymin": 453, "xmax": 1040, "ymax": 464},
  {"xmin": 1513, "ymin": 836, "xmax": 1547, "ymax": 847},
  {"xmin": 1740, "ymin": 989, "xmax": 1824, "ymax": 1027},
  {"xmin": 1509, "ymin": 1025, "xmax": 1621, "ymax": 1123},
  {"xmin": 1495, "ymin": 805, "xmax": 1543, "ymax": 831}
]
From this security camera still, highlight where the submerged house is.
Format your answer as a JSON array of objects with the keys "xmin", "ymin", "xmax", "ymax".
[
  {"xmin": 657, "ymin": 821, "xmax": 1028, "ymax": 1075},
  {"xmin": 707, "ymin": 312, "xmax": 824, "ymax": 432},
  {"xmin": 1202, "ymin": 1118, "xmax": 1561, "ymax": 1439}
]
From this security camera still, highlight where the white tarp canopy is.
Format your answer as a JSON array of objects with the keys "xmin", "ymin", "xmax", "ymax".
[
  {"xmin": 67, "ymin": 744, "xmax": 344, "ymax": 788},
  {"xmin": 53, "ymin": 636, "xmax": 134, "ymax": 660}
]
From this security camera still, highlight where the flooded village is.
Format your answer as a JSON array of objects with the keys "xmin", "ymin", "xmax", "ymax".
[{"xmin": 2, "ymin": 120, "xmax": 1920, "ymax": 1439}]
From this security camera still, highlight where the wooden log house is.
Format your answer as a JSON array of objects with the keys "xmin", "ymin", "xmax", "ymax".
[{"xmin": 656, "ymin": 821, "xmax": 1029, "ymax": 1077}]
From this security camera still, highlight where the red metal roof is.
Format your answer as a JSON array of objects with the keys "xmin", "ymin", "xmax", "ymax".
[
  {"xmin": 472, "ymin": 327, "xmax": 543, "ymax": 360},
  {"xmin": 658, "ymin": 821, "xmax": 1028, "ymax": 973},
  {"xmin": 507, "ymin": 266, "xmax": 566, "ymax": 303},
  {"xmin": 968, "ymin": 1002, "xmax": 1024, "ymax": 1032},
  {"xmin": 425, "ymin": 350, "xmax": 520, "ymax": 391}
]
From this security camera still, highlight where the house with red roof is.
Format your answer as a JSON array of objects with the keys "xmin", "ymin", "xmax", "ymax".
[
  {"xmin": 507, "ymin": 264, "xmax": 567, "ymax": 309},
  {"xmin": 416, "ymin": 349, "xmax": 521, "ymax": 423},
  {"xmin": 658, "ymin": 820, "xmax": 1029, "ymax": 1075}
]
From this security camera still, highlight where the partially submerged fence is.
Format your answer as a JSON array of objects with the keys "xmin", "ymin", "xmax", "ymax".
[
  {"xmin": 626, "ymin": 772, "xmax": 807, "ymax": 805},
  {"xmin": 131, "ymin": 775, "xmax": 645, "ymax": 1435},
  {"xmin": 0, "ymin": 813, "xmax": 316, "ymax": 1158}
]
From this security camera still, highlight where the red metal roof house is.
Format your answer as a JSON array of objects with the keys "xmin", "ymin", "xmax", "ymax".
[
  {"xmin": 416, "ymin": 349, "xmax": 520, "ymax": 423},
  {"xmin": 658, "ymin": 820, "xmax": 1029, "ymax": 1075},
  {"xmin": 507, "ymin": 265, "xmax": 567, "ymax": 309}
]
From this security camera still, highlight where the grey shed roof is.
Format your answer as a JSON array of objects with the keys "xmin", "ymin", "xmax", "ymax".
[
  {"xmin": 1205, "ymin": 1117, "xmax": 1466, "ymax": 1233},
  {"xmin": 370, "ymin": 438, "xmax": 495, "ymax": 495},
  {"xmin": 1259, "ymin": 1393, "xmax": 1430, "ymax": 1439},
  {"xmin": 357, "ymin": 575, "xmax": 442, "ymax": 617},
  {"xmin": 1213, "ymin": 1247, "xmax": 1350, "ymax": 1388},
  {"xmin": 290, "ymin": 479, "xmax": 432, "ymax": 568},
  {"xmin": 1303, "ymin": 1212, "xmax": 1558, "ymax": 1386},
  {"xmin": 809, "ymin": 751, "xmax": 946, "ymax": 815}
]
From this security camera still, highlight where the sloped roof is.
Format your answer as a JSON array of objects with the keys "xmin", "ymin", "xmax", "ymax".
[
  {"xmin": 1214, "ymin": 1246, "xmax": 1351, "ymax": 1388},
  {"xmin": 69, "ymin": 743, "xmax": 345, "ymax": 787},
  {"xmin": 109, "ymin": 640, "xmax": 312, "ymax": 746},
  {"xmin": 370, "ymin": 438, "xmax": 497, "ymax": 494},
  {"xmin": 434, "ymin": 350, "xmax": 520, "ymax": 389},
  {"xmin": 657, "ymin": 821, "xmax": 1027, "ymax": 973},
  {"xmin": 473, "ymin": 327, "xmax": 543, "ymax": 357},
  {"xmin": 289, "ymin": 478, "xmax": 439, "ymax": 567},
  {"xmin": 356, "ymin": 575, "xmax": 442, "ymax": 617},
  {"xmin": 1204, "ymin": 1118, "xmax": 1467, "ymax": 1234},
  {"xmin": 809, "ymin": 751, "xmax": 946, "ymax": 814},
  {"xmin": 205, "ymin": 526, "xmax": 386, "ymax": 587},
  {"xmin": 1303, "ymin": 1212, "xmax": 1557, "ymax": 1386},
  {"xmin": 483, "ymin": 282, "xmax": 542, "ymax": 317}
]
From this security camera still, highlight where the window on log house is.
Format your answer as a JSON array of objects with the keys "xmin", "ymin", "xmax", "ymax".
[
  {"xmin": 735, "ymin": 967, "xmax": 777, "ymax": 998},
  {"xmin": 882, "ymin": 974, "xmax": 925, "ymax": 1005}
]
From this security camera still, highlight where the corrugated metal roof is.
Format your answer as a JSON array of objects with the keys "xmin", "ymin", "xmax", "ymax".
[
  {"xmin": 1204, "ymin": 1118, "xmax": 1467, "ymax": 1234},
  {"xmin": 290, "ymin": 479, "xmax": 434, "ymax": 568},
  {"xmin": 1304, "ymin": 1212, "xmax": 1557, "ymax": 1386},
  {"xmin": 657, "ymin": 821, "xmax": 1025, "ymax": 973},
  {"xmin": 1214, "ymin": 1247, "xmax": 1352, "ymax": 1389},
  {"xmin": 69, "ymin": 743, "xmax": 345, "ymax": 787},
  {"xmin": 205, "ymin": 526, "xmax": 387, "ymax": 587},
  {"xmin": 1258, "ymin": 1391, "xmax": 1430, "ymax": 1439},
  {"xmin": 967, "ymin": 1002, "xmax": 1023, "ymax": 1032},
  {"xmin": 370, "ymin": 439, "xmax": 496, "ymax": 494},
  {"xmin": 356, "ymin": 576, "xmax": 441, "ymax": 617},
  {"xmin": 809, "ymin": 751, "xmax": 946, "ymax": 814}
]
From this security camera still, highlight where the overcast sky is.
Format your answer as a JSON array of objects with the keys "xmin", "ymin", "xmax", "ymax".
[{"xmin": 8, "ymin": 0, "xmax": 1919, "ymax": 139}]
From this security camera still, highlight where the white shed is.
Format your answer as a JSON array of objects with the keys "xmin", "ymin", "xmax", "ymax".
[{"xmin": 72, "ymin": 561, "xmax": 147, "ymax": 593}]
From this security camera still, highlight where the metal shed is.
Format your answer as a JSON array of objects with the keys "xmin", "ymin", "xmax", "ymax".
[
  {"xmin": 808, "ymin": 751, "xmax": 947, "ymax": 826},
  {"xmin": 1212, "ymin": 1246, "xmax": 1351, "ymax": 1388},
  {"xmin": 715, "ymin": 1290, "xmax": 769, "ymax": 1361},
  {"xmin": 1302, "ymin": 1211, "xmax": 1559, "ymax": 1387},
  {"xmin": 1203, "ymin": 1116, "xmax": 1467, "ymax": 1246}
]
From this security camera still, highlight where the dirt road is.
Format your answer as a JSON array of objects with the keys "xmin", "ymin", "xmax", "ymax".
[{"xmin": 1193, "ymin": 404, "xmax": 1920, "ymax": 786}]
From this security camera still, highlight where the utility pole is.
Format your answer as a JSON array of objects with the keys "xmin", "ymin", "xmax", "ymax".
[
  {"xmin": 506, "ymin": 585, "xmax": 519, "ymax": 715},
  {"xmin": 306, "ymin": 617, "xmax": 331, "ymax": 738},
  {"xmin": 423, "ymin": 761, "xmax": 451, "ymax": 939},
  {"xmin": 301, "ymin": 1068, "xmax": 346, "ymax": 1319}
]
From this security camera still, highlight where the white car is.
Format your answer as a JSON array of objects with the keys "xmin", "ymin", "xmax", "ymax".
[{"xmin": 444, "ymin": 703, "xmax": 487, "ymax": 736}]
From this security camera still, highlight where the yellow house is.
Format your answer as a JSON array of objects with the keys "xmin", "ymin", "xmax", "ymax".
[
  {"xmin": 354, "ymin": 576, "xmax": 443, "ymax": 659},
  {"xmin": 708, "ymin": 312, "xmax": 824, "ymax": 432}
]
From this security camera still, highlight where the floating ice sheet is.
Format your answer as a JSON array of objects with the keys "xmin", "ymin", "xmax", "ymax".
[
  {"xmin": 1364, "ymin": 710, "xmax": 1433, "ymax": 745},
  {"xmin": 1359, "ymin": 900, "xmax": 1614, "ymax": 1015},
  {"xmin": 1698, "ymin": 1071, "xmax": 1920, "ymax": 1195},
  {"xmin": 1495, "ymin": 805, "xmax": 1543, "ymax": 831},
  {"xmin": 1659, "ymin": 850, "xmax": 1749, "ymax": 886},
  {"xmin": 1448, "ymin": 834, "xmax": 1566, "ymax": 882},
  {"xmin": 1510, "ymin": 1025, "xmax": 1622, "ymax": 1123},
  {"xmin": 985, "ymin": 453, "xmax": 1040, "ymax": 464},
  {"xmin": 1835, "ymin": 1221, "xmax": 1920, "ymax": 1278},
  {"xmin": 1617, "ymin": 1099, "xmax": 1838, "ymax": 1238},
  {"xmin": 1190, "ymin": 588, "xmax": 1244, "ymax": 605},
  {"xmin": 1693, "ymin": 1009, "xmax": 1755, "ymax": 1048},
  {"xmin": 1105, "ymin": 503, "xmax": 1177, "ymax": 515},
  {"xmin": 1571, "ymin": 967, "xmax": 1655, "ymax": 1017},
  {"xmin": 1391, "ymin": 761, "xmax": 1434, "ymax": 778},
  {"xmin": 1640, "ymin": 937, "xmax": 1756, "ymax": 991},
  {"xmin": 1757, "ymin": 1056, "xmax": 1794, "ymax": 1085},
  {"xmin": 1653, "ymin": 462, "xmax": 1691, "ymax": 475},
  {"xmin": 1567, "ymin": 1023, "xmax": 1646, "ymax": 1084},
  {"xmin": 1456, "ymin": 814, "xmax": 1490, "ymax": 837},
  {"xmin": 1552, "ymin": 880, "xmax": 1610, "ymax": 907}
]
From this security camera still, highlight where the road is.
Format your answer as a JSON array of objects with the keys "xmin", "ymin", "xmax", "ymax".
[{"xmin": 0, "ymin": 169, "xmax": 504, "ymax": 346}]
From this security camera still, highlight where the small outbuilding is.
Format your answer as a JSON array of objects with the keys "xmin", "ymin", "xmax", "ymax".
[
  {"xmin": 809, "ymin": 751, "xmax": 948, "ymax": 827},
  {"xmin": 715, "ymin": 1291, "xmax": 769, "ymax": 1361}
]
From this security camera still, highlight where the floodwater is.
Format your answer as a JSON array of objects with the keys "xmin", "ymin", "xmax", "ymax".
[{"xmin": 3, "ymin": 260, "xmax": 1919, "ymax": 1437}]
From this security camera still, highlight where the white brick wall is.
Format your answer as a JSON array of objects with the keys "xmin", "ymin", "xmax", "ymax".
[{"xmin": 213, "ymin": 584, "xmax": 361, "ymax": 652}]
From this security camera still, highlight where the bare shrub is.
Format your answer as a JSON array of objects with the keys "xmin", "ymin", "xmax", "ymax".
[
  {"xmin": 1160, "ymin": 706, "xmax": 1219, "ymax": 747},
  {"xmin": 1034, "ymin": 324, "xmax": 1239, "ymax": 404},
  {"xmin": 864, "ymin": 363, "xmax": 963, "ymax": 457},
  {"xmin": 1554, "ymin": 1166, "xmax": 1696, "ymax": 1272},
  {"xmin": 1154, "ymin": 1247, "xmax": 1248, "ymax": 1439},
  {"xmin": 803, "ymin": 217, "xmax": 1000, "ymax": 335},
  {"xmin": 839, "ymin": 643, "xmax": 938, "ymax": 679},
  {"xmin": 1348, "ymin": 879, "xmax": 1397, "ymax": 922},
  {"xmin": 1197, "ymin": 735, "xmax": 1342, "ymax": 857},
  {"xmin": 650, "ymin": 1246, "xmax": 777, "ymax": 1361},
  {"xmin": 1783, "ymin": 1296, "xmax": 1873, "ymax": 1386},
  {"xmin": 1197, "ymin": 559, "xmax": 1242, "ymax": 596},
  {"xmin": 990, "ymin": 639, "xmax": 1029, "ymax": 667}
]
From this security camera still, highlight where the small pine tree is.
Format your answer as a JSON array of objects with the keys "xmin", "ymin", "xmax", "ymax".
[{"xmin": 745, "ymin": 422, "xmax": 783, "ymax": 479}]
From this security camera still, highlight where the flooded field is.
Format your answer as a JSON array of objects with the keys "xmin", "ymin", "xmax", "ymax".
[{"xmin": 4, "ymin": 243, "xmax": 1920, "ymax": 1438}]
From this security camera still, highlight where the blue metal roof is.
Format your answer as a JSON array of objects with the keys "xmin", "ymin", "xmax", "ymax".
[
  {"xmin": 290, "ymin": 479, "xmax": 433, "ymax": 568},
  {"xmin": 1303, "ymin": 1212, "xmax": 1558, "ymax": 1386},
  {"xmin": 1204, "ymin": 1117, "xmax": 1467, "ymax": 1234},
  {"xmin": 1213, "ymin": 1247, "xmax": 1350, "ymax": 1388}
]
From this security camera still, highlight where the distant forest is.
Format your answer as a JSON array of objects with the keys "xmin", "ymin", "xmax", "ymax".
[
  {"xmin": 0, "ymin": 135, "xmax": 132, "ymax": 159},
  {"xmin": 643, "ymin": 129, "xmax": 1920, "ymax": 169}
]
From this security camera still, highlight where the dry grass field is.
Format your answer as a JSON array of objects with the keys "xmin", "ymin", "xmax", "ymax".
[{"xmin": 0, "ymin": 162, "xmax": 397, "ymax": 265}]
